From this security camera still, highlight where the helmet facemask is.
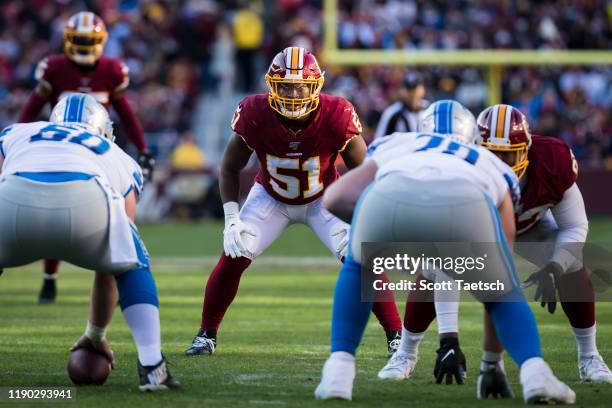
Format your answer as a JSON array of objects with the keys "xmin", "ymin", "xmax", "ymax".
[
  {"xmin": 481, "ymin": 140, "xmax": 529, "ymax": 179},
  {"xmin": 265, "ymin": 75, "xmax": 324, "ymax": 120},
  {"xmin": 64, "ymin": 31, "xmax": 107, "ymax": 65}
]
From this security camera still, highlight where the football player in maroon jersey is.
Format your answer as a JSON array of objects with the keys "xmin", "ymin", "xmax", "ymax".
[
  {"xmin": 477, "ymin": 104, "xmax": 612, "ymax": 393},
  {"xmin": 185, "ymin": 47, "xmax": 402, "ymax": 357},
  {"xmin": 18, "ymin": 11, "xmax": 153, "ymax": 304},
  {"xmin": 390, "ymin": 104, "xmax": 612, "ymax": 396}
]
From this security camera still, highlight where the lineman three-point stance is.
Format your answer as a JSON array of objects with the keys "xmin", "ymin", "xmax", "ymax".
[
  {"xmin": 0, "ymin": 94, "xmax": 178, "ymax": 391},
  {"xmin": 315, "ymin": 100, "xmax": 575, "ymax": 404}
]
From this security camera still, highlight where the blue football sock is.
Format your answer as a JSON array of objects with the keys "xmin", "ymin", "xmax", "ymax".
[
  {"xmin": 485, "ymin": 289, "xmax": 541, "ymax": 366},
  {"xmin": 330, "ymin": 255, "xmax": 372, "ymax": 355},
  {"xmin": 115, "ymin": 266, "xmax": 159, "ymax": 310}
]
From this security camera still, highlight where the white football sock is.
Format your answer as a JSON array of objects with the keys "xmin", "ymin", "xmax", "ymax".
[
  {"xmin": 122, "ymin": 303, "xmax": 163, "ymax": 366},
  {"xmin": 399, "ymin": 326, "xmax": 425, "ymax": 358},
  {"xmin": 520, "ymin": 357, "xmax": 548, "ymax": 383},
  {"xmin": 434, "ymin": 272, "xmax": 459, "ymax": 334},
  {"xmin": 572, "ymin": 324, "xmax": 598, "ymax": 358},
  {"xmin": 329, "ymin": 351, "xmax": 355, "ymax": 362}
]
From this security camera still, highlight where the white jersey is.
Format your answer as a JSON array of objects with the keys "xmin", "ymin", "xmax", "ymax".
[
  {"xmin": 0, "ymin": 121, "xmax": 143, "ymax": 197},
  {"xmin": 367, "ymin": 132, "xmax": 520, "ymax": 207}
]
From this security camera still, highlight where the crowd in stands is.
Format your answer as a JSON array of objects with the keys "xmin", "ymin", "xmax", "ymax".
[
  {"xmin": 337, "ymin": 0, "xmax": 610, "ymax": 50},
  {"xmin": 0, "ymin": 0, "xmax": 609, "ymax": 172}
]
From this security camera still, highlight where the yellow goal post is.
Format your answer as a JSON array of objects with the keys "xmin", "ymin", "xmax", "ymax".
[{"xmin": 322, "ymin": 0, "xmax": 612, "ymax": 105}]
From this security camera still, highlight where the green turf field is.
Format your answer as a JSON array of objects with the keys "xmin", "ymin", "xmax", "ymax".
[{"xmin": 1, "ymin": 220, "xmax": 612, "ymax": 407}]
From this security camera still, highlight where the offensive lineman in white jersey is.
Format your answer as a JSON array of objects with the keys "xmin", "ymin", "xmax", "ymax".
[
  {"xmin": 0, "ymin": 94, "xmax": 179, "ymax": 391},
  {"xmin": 315, "ymin": 100, "xmax": 575, "ymax": 404}
]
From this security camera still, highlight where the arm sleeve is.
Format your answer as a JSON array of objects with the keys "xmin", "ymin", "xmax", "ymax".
[
  {"xmin": 110, "ymin": 94, "xmax": 147, "ymax": 153},
  {"xmin": 18, "ymin": 91, "xmax": 48, "ymax": 123},
  {"xmin": 550, "ymin": 183, "xmax": 588, "ymax": 272}
]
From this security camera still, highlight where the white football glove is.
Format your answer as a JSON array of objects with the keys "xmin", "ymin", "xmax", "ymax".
[
  {"xmin": 331, "ymin": 224, "xmax": 350, "ymax": 260},
  {"xmin": 223, "ymin": 202, "xmax": 256, "ymax": 259}
]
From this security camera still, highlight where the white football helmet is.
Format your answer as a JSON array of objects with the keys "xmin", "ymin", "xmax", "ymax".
[
  {"xmin": 418, "ymin": 99, "xmax": 478, "ymax": 143},
  {"xmin": 49, "ymin": 93, "xmax": 114, "ymax": 141}
]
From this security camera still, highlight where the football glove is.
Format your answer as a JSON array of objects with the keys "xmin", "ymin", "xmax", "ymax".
[
  {"xmin": 331, "ymin": 225, "xmax": 349, "ymax": 259},
  {"xmin": 477, "ymin": 361, "xmax": 514, "ymax": 399},
  {"xmin": 137, "ymin": 151, "xmax": 155, "ymax": 182},
  {"xmin": 434, "ymin": 338, "xmax": 466, "ymax": 384},
  {"xmin": 223, "ymin": 202, "xmax": 256, "ymax": 259},
  {"xmin": 523, "ymin": 261, "xmax": 562, "ymax": 314}
]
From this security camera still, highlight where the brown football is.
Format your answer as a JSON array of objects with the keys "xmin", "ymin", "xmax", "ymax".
[{"xmin": 67, "ymin": 348, "xmax": 111, "ymax": 385}]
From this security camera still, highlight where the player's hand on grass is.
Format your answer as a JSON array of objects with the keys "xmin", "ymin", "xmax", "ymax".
[
  {"xmin": 70, "ymin": 335, "xmax": 115, "ymax": 369},
  {"xmin": 522, "ymin": 261, "xmax": 562, "ymax": 314},
  {"xmin": 434, "ymin": 338, "xmax": 466, "ymax": 385},
  {"xmin": 223, "ymin": 202, "xmax": 256, "ymax": 259}
]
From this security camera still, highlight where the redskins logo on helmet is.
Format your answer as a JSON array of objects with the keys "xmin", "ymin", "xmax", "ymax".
[
  {"xmin": 264, "ymin": 47, "xmax": 324, "ymax": 120},
  {"xmin": 477, "ymin": 104, "xmax": 532, "ymax": 179},
  {"xmin": 64, "ymin": 12, "xmax": 108, "ymax": 66}
]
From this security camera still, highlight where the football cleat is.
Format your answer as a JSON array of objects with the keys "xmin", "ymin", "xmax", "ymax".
[
  {"xmin": 185, "ymin": 328, "xmax": 216, "ymax": 356},
  {"xmin": 378, "ymin": 351, "xmax": 417, "ymax": 380},
  {"xmin": 386, "ymin": 330, "xmax": 401, "ymax": 358},
  {"xmin": 314, "ymin": 352, "xmax": 355, "ymax": 401},
  {"xmin": 434, "ymin": 338, "xmax": 467, "ymax": 384},
  {"xmin": 579, "ymin": 354, "xmax": 612, "ymax": 384},
  {"xmin": 38, "ymin": 278, "xmax": 57, "ymax": 304},
  {"xmin": 520, "ymin": 357, "xmax": 575, "ymax": 404},
  {"xmin": 138, "ymin": 356, "xmax": 181, "ymax": 391},
  {"xmin": 477, "ymin": 361, "xmax": 514, "ymax": 399}
]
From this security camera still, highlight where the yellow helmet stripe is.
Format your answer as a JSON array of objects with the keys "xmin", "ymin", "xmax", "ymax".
[{"xmin": 495, "ymin": 104, "xmax": 507, "ymax": 139}]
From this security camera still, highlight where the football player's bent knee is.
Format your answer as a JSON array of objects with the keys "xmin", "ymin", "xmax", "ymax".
[{"xmin": 114, "ymin": 267, "xmax": 159, "ymax": 310}]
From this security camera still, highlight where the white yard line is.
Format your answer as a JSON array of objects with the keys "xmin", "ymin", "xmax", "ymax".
[{"xmin": 150, "ymin": 256, "xmax": 339, "ymax": 269}]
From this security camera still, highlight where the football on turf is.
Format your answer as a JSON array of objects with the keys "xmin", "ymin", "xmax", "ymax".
[{"xmin": 67, "ymin": 348, "xmax": 111, "ymax": 385}]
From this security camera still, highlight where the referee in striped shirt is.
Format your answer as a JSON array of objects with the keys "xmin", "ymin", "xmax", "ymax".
[{"xmin": 374, "ymin": 72, "xmax": 429, "ymax": 139}]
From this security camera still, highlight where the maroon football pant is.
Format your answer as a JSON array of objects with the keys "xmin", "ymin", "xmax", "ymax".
[
  {"xmin": 200, "ymin": 253, "xmax": 402, "ymax": 333},
  {"xmin": 44, "ymin": 259, "xmax": 61, "ymax": 276}
]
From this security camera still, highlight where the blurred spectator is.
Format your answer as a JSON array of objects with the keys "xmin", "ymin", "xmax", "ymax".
[
  {"xmin": 167, "ymin": 132, "xmax": 215, "ymax": 219},
  {"xmin": 232, "ymin": 2, "xmax": 264, "ymax": 92},
  {"xmin": 171, "ymin": 132, "xmax": 207, "ymax": 170},
  {"xmin": 374, "ymin": 71, "xmax": 428, "ymax": 139}
]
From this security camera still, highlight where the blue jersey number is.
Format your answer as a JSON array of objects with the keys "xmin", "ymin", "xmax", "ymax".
[
  {"xmin": 30, "ymin": 124, "xmax": 110, "ymax": 155},
  {"xmin": 415, "ymin": 134, "xmax": 479, "ymax": 165}
]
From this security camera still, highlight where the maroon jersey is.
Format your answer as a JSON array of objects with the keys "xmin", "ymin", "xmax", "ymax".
[
  {"xmin": 231, "ymin": 93, "xmax": 362, "ymax": 205},
  {"xmin": 517, "ymin": 135, "xmax": 578, "ymax": 234},
  {"xmin": 34, "ymin": 54, "xmax": 129, "ymax": 107}
]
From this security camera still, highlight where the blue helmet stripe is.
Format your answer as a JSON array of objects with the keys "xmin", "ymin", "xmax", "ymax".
[
  {"xmin": 436, "ymin": 100, "xmax": 450, "ymax": 134},
  {"xmin": 447, "ymin": 101, "xmax": 453, "ymax": 134},
  {"xmin": 64, "ymin": 94, "xmax": 85, "ymax": 122},
  {"xmin": 76, "ymin": 94, "xmax": 85, "ymax": 121}
]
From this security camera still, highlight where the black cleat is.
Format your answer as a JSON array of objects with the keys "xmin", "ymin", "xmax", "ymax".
[
  {"xmin": 138, "ymin": 356, "xmax": 181, "ymax": 391},
  {"xmin": 38, "ymin": 278, "xmax": 57, "ymax": 304},
  {"xmin": 185, "ymin": 328, "xmax": 216, "ymax": 356},
  {"xmin": 434, "ymin": 338, "xmax": 467, "ymax": 384},
  {"xmin": 386, "ymin": 330, "xmax": 401, "ymax": 358},
  {"xmin": 477, "ymin": 362, "xmax": 514, "ymax": 399}
]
